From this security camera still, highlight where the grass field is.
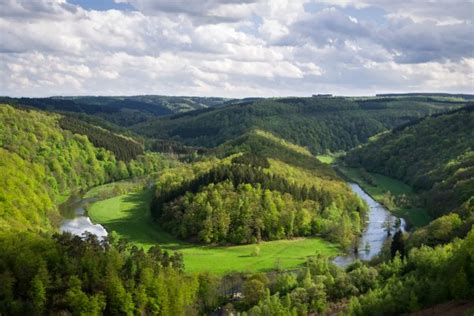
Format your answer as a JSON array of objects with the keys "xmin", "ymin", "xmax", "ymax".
[
  {"xmin": 88, "ymin": 188, "xmax": 340, "ymax": 275},
  {"xmin": 316, "ymin": 155, "xmax": 335, "ymax": 164},
  {"xmin": 337, "ymin": 166, "xmax": 431, "ymax": 227},
  {"xmin": 316, "ymin": 152, "xmax": 344, "ymax": 164}
]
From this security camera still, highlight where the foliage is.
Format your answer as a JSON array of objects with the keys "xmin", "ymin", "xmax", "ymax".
[
  {"xmin": 344, "ymin": 227, "xmax": 474, "ymax": 315},
  {"xmin": 88, "ymin": 187, "xmax": 339, "ymax": 275},
  {"xmin": 0, "ymin": 232, "xmax": 198, "ymax": 316},
  {"xmin": 59, "ymin": 116, "xmax": 144, "ymax": 161},
  {"xmin": 0, "ymin": 149, "xmax": 57, "ymax": 232},
  {"xmin": 237, "ymin": 227, "xmax": 474, "ymax": 315},
  {"xmin": 149, "ymin": 133, "xmax": 367, "ymax": 248},
  {"xmin": 0, "ymin": 104, "xmax": 169, "ymax": 231},
  {"xmin": 159, "ymin": 181, "xmax": 364, "ymax": 247},
  {"xmin": 345, "ymin": 106, "xmax": 474, "ymax": 220},
  {"xmin": 133, "ymin": 96, "xmax": 461, "ymax": 154}
]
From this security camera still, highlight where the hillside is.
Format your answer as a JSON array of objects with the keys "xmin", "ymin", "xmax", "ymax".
[
  {"xmin": 344, "ymin": 106, "xmax": 474, "ymax": 246},
  {"xmin": 0, "ymin": 104, "xmax": 168, "ymax": 232},
  {"xmin": 132, "ymin": 96, "xmax": 463, "ymax": 154},
  {"xmin": 151, "ymin": 130, "xmax": 367, "ymax": 249},
  {"xmin": 345, "ymin": 106, "xmax": 473, "ymax": 216}
]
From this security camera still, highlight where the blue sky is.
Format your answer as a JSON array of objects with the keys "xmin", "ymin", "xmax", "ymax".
[
  {"xmin": 69, "ymin": 0, "xmax": 134, "ymax": 11},
  {"xmin": 1, "ymin": 0, "xmax": 473, "ymax": 97}
]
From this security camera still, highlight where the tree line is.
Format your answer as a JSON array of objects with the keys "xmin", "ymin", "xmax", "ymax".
[{"xmin": 132, "ymin": 96, "xmax": 460, "ymax": 154}]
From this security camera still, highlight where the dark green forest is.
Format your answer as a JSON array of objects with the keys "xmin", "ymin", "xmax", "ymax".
[
  {"xmin": 132, "ymin": 96, "xmax": 463, "ymax": 153},
  {"xmin": 0, "ymin": 95, "xmax": 231, "ymax": 127},
  {"xmin": 0, "ymin": 95, "xmax": 473, "ymax": 315}
]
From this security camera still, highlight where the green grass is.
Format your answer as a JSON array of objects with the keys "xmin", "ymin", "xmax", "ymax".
[
  {"xmin": 56, "ymin": 191, "xmax": 72, "ymax": 204},
  {"xmin": 316, "ymin": 155, "xmax": 335, "ymax": 164},
  {"xmin": 337, "ymin": 166, "xmax": 432, "ymax": 227},
  {"xmin": 88, "ymin": 188, "xmax": 339, "ymax": 275},
  {"xmin": 316, "ymin": 152, "xmax": 344, "ymax": 164}
]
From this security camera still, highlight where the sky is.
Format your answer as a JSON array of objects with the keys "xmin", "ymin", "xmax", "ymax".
[{"xmin": 1, "ymin": 0, "xmax": 473, "ymax": 97}]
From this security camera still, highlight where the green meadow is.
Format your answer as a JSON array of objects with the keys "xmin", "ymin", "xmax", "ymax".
[{"xmin": 88, "ymin": 188, "xmax": 339, "ymax": 275}]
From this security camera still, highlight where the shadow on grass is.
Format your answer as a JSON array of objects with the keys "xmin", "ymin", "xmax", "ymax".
[{"xmin": 96, "ymin": 188, "xmax": 199, "ymax": 251}]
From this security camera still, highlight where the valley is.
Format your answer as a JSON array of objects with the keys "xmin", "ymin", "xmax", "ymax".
[{"xmin": 1, "ymin": 95, "xmax": 473, "ymax": 315}]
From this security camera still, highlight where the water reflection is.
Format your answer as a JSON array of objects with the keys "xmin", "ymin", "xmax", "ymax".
[
  {"xmin": 333, "ymin": 183, "xmax": 405, "ymax": 267},
  {"xmin": 59, "ymin": 194, "xmax": 108, "ymax": 239}
]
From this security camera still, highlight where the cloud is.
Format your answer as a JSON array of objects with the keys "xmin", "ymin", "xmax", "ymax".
[{"xmin": 0, "ymin": 0, "xmax": 472, "ymax": 97}]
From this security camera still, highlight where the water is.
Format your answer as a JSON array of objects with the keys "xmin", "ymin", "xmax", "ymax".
[
  {"xmin": 59, "ymin": 194, "xmax": 108, "ymax": 239},
  {"xmin": 333, "ymin": 183, "xmax": 405, "ymax": 267}
]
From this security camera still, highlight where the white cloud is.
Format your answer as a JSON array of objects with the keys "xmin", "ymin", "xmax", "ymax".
[{"xmin": 0, "ymin": 0, "xmax": 472, "ymax": 97}]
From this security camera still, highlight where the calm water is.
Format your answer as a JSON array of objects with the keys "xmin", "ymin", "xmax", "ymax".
[
  {"xmin": 333, "ymin": 183, "xmax": 405, "ymax": 267},
  {"xmin": 59, "ymin": 194, "xmax": 108, "ymax": 239}
]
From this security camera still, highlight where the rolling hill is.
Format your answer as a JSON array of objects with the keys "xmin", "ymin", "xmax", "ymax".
[
  {"xmin": 132, "ymin": 96, "xmax": 464, "ymax": 154},
  {"xmin": 0, "ymin": 104, "xmax": 168, "ymax": 232}
]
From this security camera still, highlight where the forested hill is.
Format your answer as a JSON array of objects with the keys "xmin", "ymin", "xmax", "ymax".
[
  {"xmin": 132, "ymin": 96, "xmax": 464, "ymax": 154},
  {"xmin": 345, "ymin": 106, "xmax": 474, "ymax": 244},
  {"xmin": 0, "ymin": 104, "xmax": 168, "ymax": 232},
  {"xmin": 0, "ymin": 95, "xmax": 233, "ymax": 127},
  {"xmin": 151, "ymin": 130, "xmax": 367, "ymax": 249}
]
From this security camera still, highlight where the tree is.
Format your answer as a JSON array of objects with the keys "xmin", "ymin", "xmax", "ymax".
[
  {"xmin": 391, "ymin": 230, "xmax": 405, "ymax": 258},
  {"xmin": 383, "ymin": 215, "xmax": 394, "ymax": 237},
  {"xmin": 243, "ymin": 274, "xmax": 268, "ymax": 306}
]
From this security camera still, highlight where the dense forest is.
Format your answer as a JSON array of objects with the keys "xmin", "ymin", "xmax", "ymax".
[
  {"xmin": 0, "ymin": 105, "xmax": 170, "ymax": 232},
  {"xmin": 0, "ymin": 232, "xmax": 197, "ymax": 315},
  {"xmin": 345, "ymin": 106, "xmax": 474, "ymax": 246},
  {"xmin": 1, "ymin": 228, "xmax": 473, "ymax": 316},
  {"xmin": 132, "ymin": 96, "xmax": 463, "ymax": 154},
  {"xmin": 235, "ymin": 228, "xmax": 474, "ymax": 315}
]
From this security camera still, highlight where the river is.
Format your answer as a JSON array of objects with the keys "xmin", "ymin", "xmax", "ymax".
[
  {"xmin": 59, "ymin": 194, "xmax": 108, "ymax": 239},
  {"xmin": 333, "ymin": 183, "xmax": 406, "ymax": 266}
]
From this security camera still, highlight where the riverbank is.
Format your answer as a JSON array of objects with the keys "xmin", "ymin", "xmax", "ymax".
[
  {"xmin": 336, "ymin": 166, "xmax": 431, "ymax": 228},
  {"xmin": 332, "ymin": 182, "xmax": 405, "ymax": 266}
]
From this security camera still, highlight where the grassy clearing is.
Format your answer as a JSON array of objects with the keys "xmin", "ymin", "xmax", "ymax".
[
  {"xmin": 88, "ymin": 188, "xmax": 339, "ymax": 275},
  {"xmin": 337, "ymin": 166, "xmax": 431, "ymax": 227},
  {"xmin": 316, "ymin": 152, "xmax": 344, "ymax": 165},
  {"xmin": 316, "ymin": 155, "xmax": 335, "ymax": 164}
]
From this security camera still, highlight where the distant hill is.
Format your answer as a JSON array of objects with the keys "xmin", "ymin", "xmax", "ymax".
[
  {"xmin": 375, "ymin": 92, "xmax": 474, "ymax": 100},
  {"xmin": 132, "ymin": 96, "xmax": 464, "ymax": 154},
  {"xmin": 0, "ymin": 95, "xmax": 234, "ymax": 127}
]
